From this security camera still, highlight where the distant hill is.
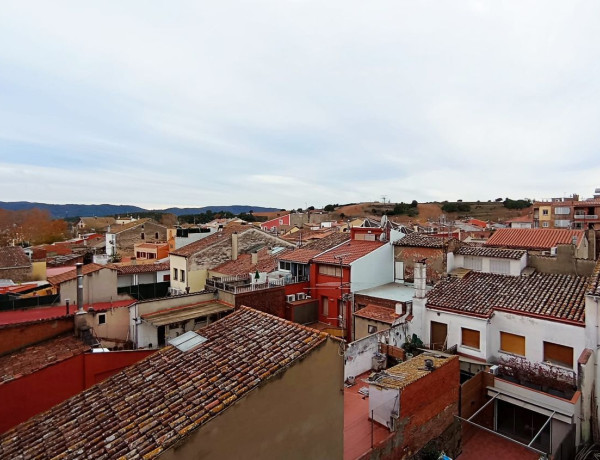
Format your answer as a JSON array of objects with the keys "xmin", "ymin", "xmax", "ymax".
[{"xmin": 0, "ymin": 202, "xmax": 280, "ymax": 219}]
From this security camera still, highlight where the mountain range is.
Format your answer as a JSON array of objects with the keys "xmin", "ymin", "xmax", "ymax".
[{"xmin": 0, "ymin": 202, "xmax": 280, "ymax": 219}]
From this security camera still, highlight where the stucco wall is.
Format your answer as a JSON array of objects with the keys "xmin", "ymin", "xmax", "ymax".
[
  {"xmin": 528, "ymin": 245, "xmax": 596, "ymax": 276},
  {"xmin": 351, "ymin": 244, "xmax": 394, "ymax": 292},
  {"xmin": 59, "ymin": 268, "xmax": 120, "ymax": 304},
  {"xmin": 158, "ymin": 338, "xmax": 344, "ymax": 460},
  {"xmin": 88, "ymin": 306, "xmax": 131, "ymax": 347},
  {"xmin": 0, "ymin": 266, "xmax": 32, "ymax": 283}
]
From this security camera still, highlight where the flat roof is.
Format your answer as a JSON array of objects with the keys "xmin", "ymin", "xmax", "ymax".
[
  {"xmin": 355, "ymin": 282, "xmax": 416, "ymax": 302},
  {"xmin": 369, "ymin": 353, "xmax": 458, "ymax": 390}
]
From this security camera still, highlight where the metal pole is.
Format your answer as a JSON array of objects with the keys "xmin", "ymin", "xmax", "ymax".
[
  {"xmin": 371, "ymin": 410, "xmax": 374, "ymax": 448},
  {"xmin": 76, "ymin": 262, "xmax": 84, "ymax": 312}
]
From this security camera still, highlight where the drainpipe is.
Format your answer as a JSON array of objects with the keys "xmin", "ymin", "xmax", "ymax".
[{"xmin": 76, "ymin": 263, "xmax": 84, "ymax": 312}]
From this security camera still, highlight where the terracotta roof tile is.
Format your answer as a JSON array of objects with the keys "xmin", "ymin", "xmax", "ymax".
[
  {"xmin": 110, "ymin": 262, "xmax": 170, "ymax": 275},
  {"xmin": 0, "ymin": 334, "xmax": 89, "ymax": 384},
  {"xmin": 455, "ymin": 246, "xmax": 526, "ymax": 260},
  {"xmin": 0, "ymin": 307, "xmax": 327, "ymax": 459},
  {"xmin": 0, "ymin": 246, "xmax": 31, "ymax": 269},
  {"xmin": 588, "ymin": 260, "xmax": 600, "ymax": 297},
  {"xmin": 109, "ymin": 218, "xmax": 159, "ymax": 234},
  {"xmin": 393, "ymin": 233, "xmax": 454, "ymax": 248},
  {"xmin": 485, "ymin": 228, "xmax": 585, "ymax": 250},
  {"xmin": 427, "ymin": 271, "xmax": 589, "ymax": 324},
  {"xmin": 47, "ymin": 263, "xmax": 112, "ymax": 286},
  {"xmin": 313, "ymin": 240, "xmax": 385, "ymax": 266},
  {"xmin": 170, "ymin": 224, "xmax": 249, "ymax": 257},
  {"xmin": 278, "ymin": 248, "xmax": 322, "ymax": 264},
  {"xmin": 353, "ymin": 305, "xmax": 401, "ymax": 324},
  {"xmin": 303, "ymin": 232, "xmax": 350, "ymax": 250},
  {"xmin": 212, "ymin": 248, "xmax": 278, "ymax": 276}
]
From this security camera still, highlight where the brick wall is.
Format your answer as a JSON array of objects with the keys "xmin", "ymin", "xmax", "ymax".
[
  {"xmin": 235, "ymin": 287, "xmax": 286, "ymax": 318},
  {"xmin": 354, "ymin": 294, "xmax": 404, "ymax": 314},
  {"xmin": 0, "ymin": 266, "xmax": 32, "ymax": 283},
  {"xmin": 0, "ymin": 318, "xmax": 74, "ymax": 355},
  {"xmin": 460, "ymin": 371, "xmax": 495, "ymax": 443},
  {"xmin": 116, "ymin": 221, "xmax": 167, "ymax": 255},
  {"xmin": 394, "ymin": 246, "xmax": 447, "ymax": 283}
]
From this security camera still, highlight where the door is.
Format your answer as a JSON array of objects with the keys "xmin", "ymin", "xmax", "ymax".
[
  {"xmin": 430, "ymin": 321, "xmax": 448, "ymax": 351},
  {"xmin": 395, "ymin": 261, "xmax": 404, "ymax": 281}
]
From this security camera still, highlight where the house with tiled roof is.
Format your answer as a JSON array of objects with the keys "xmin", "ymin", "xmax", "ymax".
[
  {"xmin": 0, "ymin": 307, "xmax": 344, "ymax": 459},
  {"xmin": 403, "ymin": 258, "xmax": 599, "ymax": 453},
  {"xmin": 506, "ymin": 214, "xmax": 534, "ymax": 229},
  {"xmin": 106, "ymin": 219, "xmax": 167, "ymax": 258},
  {"xmin": 169, "ymin": 225, "xmax": 293, "ymax": 295},
  {"xmin": 451, "ymin": 246, "xmax": 527, "ymax": 276},
  {"xmin": 485, "ymin": 228, "xmax": 590, "ymax": 259},
  {"xmin": 76, "ymin": 216, "xmax": 116, "ymax": 233},
  {"xmin": 311, "ymin": 227, "xmax": 394, "ymax": 341},
  {"xmin": 393, "ymin": 232, "xmax": 461, "ymax": 283},
  {"xmin": 47, "ymin": 263, "xmax": 123, "ymax": 305},
  {"xmin": 0, "ymin": 246, "xmax": 32, "ymax": 283}
]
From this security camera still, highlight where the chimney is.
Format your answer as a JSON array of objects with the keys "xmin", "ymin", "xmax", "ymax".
[
  {"xmin": 132, "ymin": 257, "xmax": 137, "ymax": 265},
  {"xmin": 76, "ymin": 263, "xmax": 84, "ymax": 312},
  {"xmin": 232, "ymin": 232, "xmax": 239, "ymax": 261},
  {"xmin": 251, "ymin": 252, "xmax": 258, "ymax": 265},
  {"xmin": 65, "ymin": 299, "xmax": 70, "ymax": 315},
  {"xmin": 414, "ymin": 260, "xmax": 427, "ymax": 299}
]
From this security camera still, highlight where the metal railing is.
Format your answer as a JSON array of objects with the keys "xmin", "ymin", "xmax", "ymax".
[
  {"xmin": 574, "ymin": 214, "xmax": 598, "ymax": 220},
  {"xmin": 206, "ymin": 275, "xmax": 308, "ymax": 294}
]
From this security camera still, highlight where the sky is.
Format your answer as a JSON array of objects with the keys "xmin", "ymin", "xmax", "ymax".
[{"xmin": 1, "ymin": 1, "xmax": 599, "ymax": 210}]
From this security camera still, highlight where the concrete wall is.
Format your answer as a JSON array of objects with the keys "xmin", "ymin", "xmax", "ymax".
[
  {"xmin": 88, "ymin": 306, "xmax": 131, "ymax": 347},
  {"xmin": 345, "ymin": 325, "xmax": 404, "ymax": 380},
  {"xmin": 31, "ymin": 260, "xmax": 46, "ymax": 281},
  {"xmin": 59, "ymin": 268, "xmax": 121, "ymax": 304},
  {"xmin": 452, "ymin": 254, "xmax": 525, "ymax": 276},
  {"xmin": 159, "ymin": 338, "xmax": 344, "ymax": 460},
  {"xmin": 351, "ymin": 244, "xmax": 394, "ymax": 292},
  {"xmin": 528, "ymin": 244, "xmax": 596, "ymax": 276}
]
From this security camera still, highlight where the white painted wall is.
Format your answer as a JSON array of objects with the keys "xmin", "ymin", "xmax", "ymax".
[
  {"xmin": 106, "ymin": 233, "xmax": 117, "ymax": 257},
  {"xmin": 350, "ymin": 244, "xmax": 394, "ymax": 293},
  {"xmin": 452, "ymin": 254, "xmax": 525, "ymax": 276},
  {"xmin": 369, "ymin": 385, "xmax": 398, "ymax": 429},
  {"xmin": 169, "ymin": 254, "xmax": 188, "ymax": 293},
  {"xmin": 423, "ymin": 309, "xmax": 488, "ymax": 360}
]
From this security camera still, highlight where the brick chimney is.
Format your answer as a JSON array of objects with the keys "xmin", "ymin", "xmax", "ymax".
[{"xmin": 232, "ymin": 232, "xmax": 239, "ymax": 261}]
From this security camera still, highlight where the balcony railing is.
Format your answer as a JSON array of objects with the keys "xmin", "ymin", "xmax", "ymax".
[
  {"xmin": 206, "ymin": 275, "xmax": 308, "ymax": 294},
  {"xmin": 574, "ymin": 214, "xmax": 598, "ymax": 220}
]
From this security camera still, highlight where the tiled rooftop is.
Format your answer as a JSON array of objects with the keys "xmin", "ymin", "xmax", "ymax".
[
  {"xmin": 313, "ymin": 240, "xmax": 385, "ymax": 266},
  {"xmin": 111, "ymin": 262, "xmax": 170, "ymax": 275},
  {"xmin": 303, "ymin": 232, "xmax": 350, "ymax": 250},
  {"xmin": 0, "ymin": 307, "xmax": 327, "ymax": 459},
  {"xmin": 278, "ymin": 248, "xmax": 322, "ymax": 264},
  {"xmin": 485, "ymin": 228, "xmax": 585, "ymax": 250},
  {"xmin": 0, "ymin": 246, "xmax": 31, "ymax": 269},
  {"xmin": 0, "ymin": 334, "xmax": 89, "ymax": 384},
  {"xmin": 211, "ymin": 247, "xmax": 278, "ymax": 276},
  {"xmin": 393, "ymin": 233, "xmax": 453, "ymax": 248},
  {"xmin": 0, "ymin": 300, "xmax": 136, "ymax": 326},
  {"xmin": 47, "ymin": 263, "xmax": 111, "ymax": 285},
  {"xmin": 427, "ymin": 271, "xmax": 589, "ymax": 324},
  {"xmin": 110, "ymin": 218, "xmax": 154, "ymax": 234},
  {"xmin": 372, "ymin": 354, "xmax": 457, "ymax": 390},
  {"xmin": 589, "ymin": 260, "xmax": 600, "ymax": 297},
  {"xmin": 170, "ymin": 224, "xmax": 249, "ymax": 257},
  {"xmin": 353, "ymin": 305, "xmax": 401, "ymax": 324},
  {"xmin": 455, "ymin": 246, "xmax": 526, "ymax": 260}
]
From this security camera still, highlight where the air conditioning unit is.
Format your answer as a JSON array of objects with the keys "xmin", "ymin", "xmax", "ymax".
[
  {"xmin": 286, "ymin": 294, "xmax": 296, "ymax": 302},
  {"xmin": 296, "ymin": 293, "xmax": 306, "ymax": 300},
  {"xmin": 489, "ymin": 365, "xmax": 499, "ymax": 375}
]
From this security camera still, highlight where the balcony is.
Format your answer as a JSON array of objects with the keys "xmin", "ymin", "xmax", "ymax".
[
  {"xmin": 574, "ymin": 214, "xmax": 598, "ymax": 220},
  {"xmin": 205, "ymin": 274, "xmax": 308, "ymax": 294}
]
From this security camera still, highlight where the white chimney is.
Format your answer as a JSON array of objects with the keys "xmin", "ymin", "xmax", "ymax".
[
  {"xmin": 414, "ymin": 260, "xmax": 427, "ymax": 299},
  {"xmin": 232, "ymin": 232, "xmax": 239, "ymax": 261},
  {"xmin": 251, "ymin": 252, "xmax": 258, "ymax": 265}
]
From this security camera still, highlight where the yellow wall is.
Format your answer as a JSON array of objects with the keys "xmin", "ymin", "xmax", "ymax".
[
  {"xmin": 31, "ymin": 261, "xmax": 46, "ymax": 281},
  {"xmin": 355, "ymin": 317, "xmax": 389, "ymax": 340},
  {"xmin": 539, "ymin": 206, "xmax": 552, "ymax": 221},
  {"xmin": 159, "ymin": 338, "xmax": 344, "ymax": 460}
]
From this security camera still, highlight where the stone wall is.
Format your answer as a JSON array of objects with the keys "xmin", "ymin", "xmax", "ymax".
[
  {"xmin": 0, "ymin": 266, "xmax": 32, "ymax": 283},
  {"xmin": 115, "ymin": 221, "xmax": 167, "ymax": 255}
]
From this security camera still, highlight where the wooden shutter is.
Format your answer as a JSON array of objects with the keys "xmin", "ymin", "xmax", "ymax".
[
  {"xmin": 500, "ymin": 332, "xmax": 525, "ymax": 356},
  {"xmin": 430, "ymin": 321, "xmax": 448, "ymax": 351},
  {"xmin": 544, "ymin": 342, "xmax": 573, "ymax": 368},
  {"xmin": 461, "ymin": 328, "xmax": 480, "ymax": 349}
]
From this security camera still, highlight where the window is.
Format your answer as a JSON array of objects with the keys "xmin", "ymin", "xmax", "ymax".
[
  {"xmin": 181, "ymin": 270, "xmax": 185, "ymax": 283},
  {"xmin": 155, "ymin": 232, "xmax": 159, "ymax": 239},
  {"xmin": 554, "ymin": 207, "xmax": 570, "ymax": 215},
  {"xmin": 464, "ymin": 256, "xmax": 483, "ymax": 271},
  {"xmin": 461, "ymin": 328, "xmax": 480, "ymax": 350},
  {"xmin": 368, "ymin": 325, "xmax": 378, "ymax": 334},
  {"xmin": 542, "ymin": 209, "xmax": 549, "ymax": 216},
  {"xmin": 322, "ymin": 297, "xmax": 329, "ymax": 317},
  {"xmin": 490, "ymin": 259, "xmax": 510, "ymax": 275},
  {"xmin": 319, "ymin": 265, "xmax": 342, "ymax": 277},
  {"xmin": 98, "ymin": 313, "xmax": 106, "ymax": 325},
  {"xmin": 141, "ymin": 232, "xmax": 145, "ymax": 240},
  {"xmin": 500, "ymin": 332, "xmax": 525, "ymax": 356},
  {"xmin": 544, "ymin": 341, "xmax": 573, "ymax": 368},
  {"xmin": 542, "ymin": 222, "xmax": 549, "ymax": 228},
  {"xmin": 279, "ymin": 261, "xmax": 291, "ymax": 271},
  {"xmin": 173, "ymin": 268, "xmax": 178, "ymax": 281}
]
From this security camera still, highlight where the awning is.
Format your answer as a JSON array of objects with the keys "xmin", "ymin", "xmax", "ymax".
[{"xmin": 142, "ymin": 302, "xmax": 234, "ymax": 327}]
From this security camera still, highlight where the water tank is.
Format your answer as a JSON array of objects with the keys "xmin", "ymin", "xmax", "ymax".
[{"xmin": 372, "ymin": 353, "xmax": 387, "ymax": 371}]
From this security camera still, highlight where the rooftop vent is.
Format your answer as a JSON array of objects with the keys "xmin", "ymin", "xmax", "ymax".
[{"xmin": 169, "ymin": 331, "xmax": 207, "ymax": 352}]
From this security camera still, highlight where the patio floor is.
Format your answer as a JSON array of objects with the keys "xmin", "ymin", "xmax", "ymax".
[
  {"xmin": 459, "ymin": 429, "xmax": 541, "ymax": 460},
  {"xmin": 344, "ymin": 372, "xmax": 393, "ymax": 460}
]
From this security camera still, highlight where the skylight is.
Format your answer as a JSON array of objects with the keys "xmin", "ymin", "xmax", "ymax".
[{"xmin": 168, "ymin": 331, "xmax": 207, "ymax": 352}]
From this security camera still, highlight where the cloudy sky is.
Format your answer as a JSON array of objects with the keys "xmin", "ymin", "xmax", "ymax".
[{"xmin": 1, "ymin": 1, "xmax": 599, "ymax": 210}]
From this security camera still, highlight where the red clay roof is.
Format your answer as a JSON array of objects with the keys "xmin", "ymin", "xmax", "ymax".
[
  {"xmin": 47, "ymin": 263, "xmax": 112, "ymax": 285},
  {"xmin": 0, "ymin": 334, "xmax": 89, "ymax": 384},
  {"xmin": 427, "ymin": 272, "xmax": 589, "ymax": 324},
  {"xmin": 170, "ymin": 224, "xmax": 249, "ymax": 257},
  {"xmin": 0, "ymin": 246, "xmax": 31, "ymax": 269},
  {"xmin": 353, "ymin": 305, "xmax": 401, "ymax": 324},
  {"xmin": 589, "ymin": 260, "xmax": 600, "ymax": 297},
  {"xmin": 110, "ymin": 262, "xmax": 170, "ymax": 274},
  {"xmin": 485, "ymin": 228, "xmax": 585, "ymax": 250},
  {"xmin": 393, "ymin": 233, "xmax": 452, "ymax": 248},
  {"xmin": 0, "ymin": 300, "xmax": 136, "ymax": 326},
  {"xmin": 506, "ymin": 215, "xmax": 533, "ymax": 223},
  {"xmin": 313, "ymin": 240, "xmax": 385, "ymax": 266},
  {"xmin": 212, "ymin": 248, "xmax": 278, "ymax": 276},
  {"xmin": 278, "ymin": 248, "xmax": 322, "ymax": 264},
  {"xmin": 468, "ymin": 219, "xmax": 488, "ymax": 229},
  {"xmin": 455, "ymin": 246, "xmax": 526, "ymax": 260},
  {"xmin": 0, "ymin": 307, "xmax": 328, "ymax": 459}
]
